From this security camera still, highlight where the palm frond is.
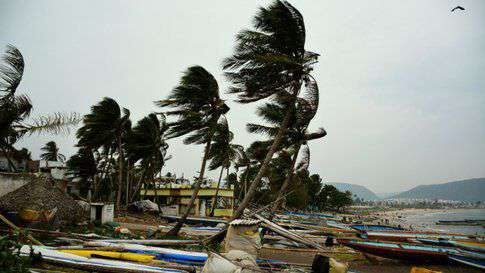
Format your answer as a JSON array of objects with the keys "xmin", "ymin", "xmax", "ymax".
[
  {"xmin": 20, "ymin": 112, "xmax": 81, "ymax": 136},
  {"xmin": 296, "ymin": 145, "xmax": 310, "ymax": 171},
  {"xmin": 0, "ymin": 44, "xmax": 24, "ymax": 96},
  {"xmin": 246, "ymin": 123, "xmax": 279, "ymax": 136},
  {"xmin": 304, "ymin": 127, "xmax": 327, "ymax": 142},
  {"xmin": 157, "ymin": 66, "xmax": 228, "ymax": 145},
  {"xmin": 223, "ymin": 1, "xmax": 314, "ymax": 104}
]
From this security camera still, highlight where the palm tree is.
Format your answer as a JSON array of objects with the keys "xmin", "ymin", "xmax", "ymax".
[
  {"xmin": 67, "ymin": 147, "xmax": 97, "ymax": 197},
  {"xmin": 40, "ymin": 141, "xmax": 66, "ymax": 162},
  {"xmin": 77, "ymin": 97, "xmax": 131, "ymax": 208},
  {"xmin": 0, "ymin": 45, "xmax": 80, "ymax": 171},
  {"xmin": 223, "ymin": 0, "xmax": 319, "ymax": 219},
  {"xmin": 207, "ymin": 117, "xmax": 242, "ymax": 216},
  {"xmin": 157, "ymin": 66, "xmax": 229, "ymax": 235},
  {"xmin": 234, "ymin": 141, "xmax": 268, "ymax": 202},
  {"xmin": 125, "ymin": 113, "xmax": 170, "ymax": 203},
  {"xmin": 247, "ymin": 98, "xmax": 326, "ymax": 216}
]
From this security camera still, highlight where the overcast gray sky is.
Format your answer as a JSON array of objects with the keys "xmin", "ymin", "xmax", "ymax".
[{"xmin": 1, "ymin": 0, "xmax": 484, "ymax": 193}]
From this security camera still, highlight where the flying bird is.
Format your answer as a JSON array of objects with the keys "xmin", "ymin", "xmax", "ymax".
[{"xmin": 451, "ymin": 6, "xmax": 465, "ymax": 12}]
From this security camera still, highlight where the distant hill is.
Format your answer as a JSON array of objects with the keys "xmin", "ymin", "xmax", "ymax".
[
  {"xmin": 376, "ymin": 192, "xmax": 401, "ymax": 199},
  {"xmin": 327, "ymin": 183, "xmax": 379, "ymax": 201},
  {"xmin": 392, "ymin": 178, "xmax": 485, "ymax": 202}
]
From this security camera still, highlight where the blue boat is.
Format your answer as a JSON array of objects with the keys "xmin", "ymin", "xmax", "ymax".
[{"xmin": 351, "ymin": 224, "xmax": 404, "ymax": 232}]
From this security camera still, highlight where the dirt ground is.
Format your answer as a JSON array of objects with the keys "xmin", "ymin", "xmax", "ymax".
[
  {"xmin": 260, "ymin": 247, "xmax": 483, "ymax": 273},
  {"xmin": 351, "ymin": 263, "xmax": 483, "ymax": 273}
]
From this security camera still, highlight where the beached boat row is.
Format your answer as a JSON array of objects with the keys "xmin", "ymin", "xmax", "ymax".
[{"xmin": 339, "ymin": 239, "xmax": 485, "ymax": 269}]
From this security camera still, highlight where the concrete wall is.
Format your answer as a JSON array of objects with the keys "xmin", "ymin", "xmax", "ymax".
[{"xmin": 0, "ymin": 172, "xmax": 33, "ymax": 197}]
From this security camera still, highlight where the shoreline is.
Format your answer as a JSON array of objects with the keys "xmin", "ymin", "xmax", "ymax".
[{"xmin": 370, "ymin": 208, "xmax": 485, "ymax": 234}]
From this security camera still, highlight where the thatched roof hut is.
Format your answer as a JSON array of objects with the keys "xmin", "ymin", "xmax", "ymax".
[{"xmin": 0, "ymin": 177, "xmax": 88, "ymax": 225}]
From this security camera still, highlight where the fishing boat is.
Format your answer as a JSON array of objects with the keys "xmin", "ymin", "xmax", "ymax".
[
  {"xmin": 81, "ymin": 241, "xmax": 284, "ymax": 266},
  {"xmin": 361, "ymin": 230, "xmax": 471, "ymax": 242},
  {"xmin": 448, "ymin": 250, "xmax": 485, "ymax": 270},
  {"xmin": 339, "ymin": 239, "xmax": 458, "ymax": 263},
  {"xmin": 285, "ymin": 211, "xmax": 338, "ymax": 220},
  {"xmin": 21, "ymin": 245, "xmax": 184, "ymax": 273},
  {"xmin": 326, "ymin": 220, "xmax": 354, "ymax": 231},
  {"xmin": 415, "ymin": 238, "xmax": 455, "ymax": 247},
  {"xmin": 437, "ymin": 219, "xmax": 485, "ymax": 226},
  {"xmin": 350, "ymin": 224, "xmax": 404, "ymax": 232},
  {"xmin": 450, "ymin": 240, "xmax": 485, "ymax": 253},
  {"xmin": 161, "ymin": 215, "xmax": 226, "ymax": 227}
]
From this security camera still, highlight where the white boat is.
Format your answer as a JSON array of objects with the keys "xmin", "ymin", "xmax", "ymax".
[{"xmin": 21, "ymin": 245, "xmax": 184, "ymax": 273}]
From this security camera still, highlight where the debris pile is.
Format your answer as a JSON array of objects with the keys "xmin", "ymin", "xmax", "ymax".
[
  {"xmin": 128, "ymin": 200, "xmax": 160, "ymax": 213},
  {"xmin": 0, "ymin": 177, "xmax": 88, "ymax": 225}
]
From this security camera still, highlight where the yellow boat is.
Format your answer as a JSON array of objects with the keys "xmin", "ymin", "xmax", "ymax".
[{"xmin": 59, "ymin": 249, "xmax": 155, "ymax": 263}]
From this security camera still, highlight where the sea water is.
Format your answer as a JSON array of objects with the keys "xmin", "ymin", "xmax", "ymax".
[{"xmin": 404, "ymin": 208, "xmax": 485, "ymax": 235}]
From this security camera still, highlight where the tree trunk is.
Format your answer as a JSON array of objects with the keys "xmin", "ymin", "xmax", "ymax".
[
  {"xmin": 237, "ymin": 165, "xmax": 250, "ymax": 203},
  {"xmin": 116, "ymin": 134, "xmax": 124, "ymax": 210},
  {"xmin": 130, "ymin": 169, "xmax": 146, "ymax": 202},
  {"xmin": 269, "ymin": 144, "xmax": 301, "ymax": 220},
  {"xmin": 166, "ymin": 127, "xmax": 216, "ymax": 236},
  {"xmin": 209, "ymin": 166, "xmax": 225, "ymax": 217},
  {"xmin": 1, "ymin": 147, "xmax": 17, "ymax": 172},
  {"xmin": 152, "ymin": 167, "xmax": 161, "ymax": 213},
  {"xmin": 125, "ymin": 158, "xmax": 130, "ymax": 206},
  {"xmin": 231, "ymin": 97, "xmax": 296, "ymax": 220}
]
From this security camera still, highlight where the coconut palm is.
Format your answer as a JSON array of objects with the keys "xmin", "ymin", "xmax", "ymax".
[
  {"xmin": 223, "ymin": 0, "xmax": 319, "ymax": 219},
  {"xmin": 247, "ymin": 98, "xmax": 326, "ymax": 216},
  {"xmin": 76, "ymin": 97, "xmax": 131, "ymax": 208},
  {"xmin": 207, "ymin": 117, "xmax": 242, "ymax": 216},
  {"xmin": 125, "ymin": 113, "xmax": 170, "ymax": 203},
  {"xmin": 156, "ymin": 65, "xmax": 229, "ymax": 235},
  {"xmin": 40, "ymin": 141, "xmax": 66, "ymax": 162},
  {"xmin": 234, "ymin": 141, "xmax": 269, "ymax": 202},
  {"xmin": 67, "ymin": 147, "xmax": 97, "ymax": 197},
  {"xmin": 0, "ymin": 45, "xmax": 79, "ymax": 171}
]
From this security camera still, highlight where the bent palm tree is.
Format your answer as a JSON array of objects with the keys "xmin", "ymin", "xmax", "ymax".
[
  {"xmin": 125, "ymin": 113, "xmax": 170, "ymax": 203},
  {"xmin": 67, "ymin": 147, "xmax": 97, "ymax": 197},
  {"xmin": 0, "ymin": 45, "xmax": 79, "ymax": 171},
  {"xmin": 40, "ymin": 141, "xmax": 66, "ymax": 162},
  {"xmin": 207, "ymin": 117, "xmax": 242, "ymax": 216},
  {"xmin": 234, "ymin": 141, "xmax": 268, "ymax": 202},
  {"xmin": 77, "ymin": 97, "xmax": 131, "ymax": 208},
  {"xmin": 223, "ymin": 0, "xmax": 320, "ymax": 219},
  {"xmin": 157, "ymin": 66, "xmax": 229, "ymax": 235},
  {"xmin": 247, "ymin": 98, "xmax": 326, "ymax": 217}
]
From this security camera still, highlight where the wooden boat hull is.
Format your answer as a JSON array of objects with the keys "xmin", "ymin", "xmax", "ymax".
[
  {"xmin": 416, "ymin": 238, "xmax": 455, "ymax": 247},
  {"xmin": 21, "ymin": 246, "xmax": 182, "ymax": 273},
  {"xmin": 362, "ymin": 230, "xmax": 471, "ymax": 243},
  {"xmin": 449, "ymin": 252, "xmax": 485, "ymax": 270},
  {"xmin": 451, "ymin": 240, "xmax": 485, "ymax": 253},
  {"xmin": 340, "ymin": 239, "xmax": 456, "ymax": 263},
  {"xmin": 351, "ymin": 224, "xmax": 404, "ymax": 232}
]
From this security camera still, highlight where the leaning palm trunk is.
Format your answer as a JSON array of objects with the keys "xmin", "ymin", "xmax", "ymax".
[
  {"xmin": 209, "ymin": 166, "xmax": 225, "ymax": 217},
  {"xmin": 269, "ymin": 144, "xmax": 301, "ymax": 220},
  {"xmin": 116, "ymin": 134, "xmax": 124, "ymax": 209},
  {"xmin": 125, "ymin": 158, "xmax": 130, "ymax": 206},
  {"xmin": 130, "ymin": 169, "xmax": 146, "ymax": 203},
  {"xmin": 167, "ymin": 129, "xmax": 216, "ymax": 236},
  {"xmin": 232, "ymin": 96, "xmax": 297, "ymax": 220},
  {"xmin": 237, "ymin": 165, "xmax": 250, "ymax": 202}
]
